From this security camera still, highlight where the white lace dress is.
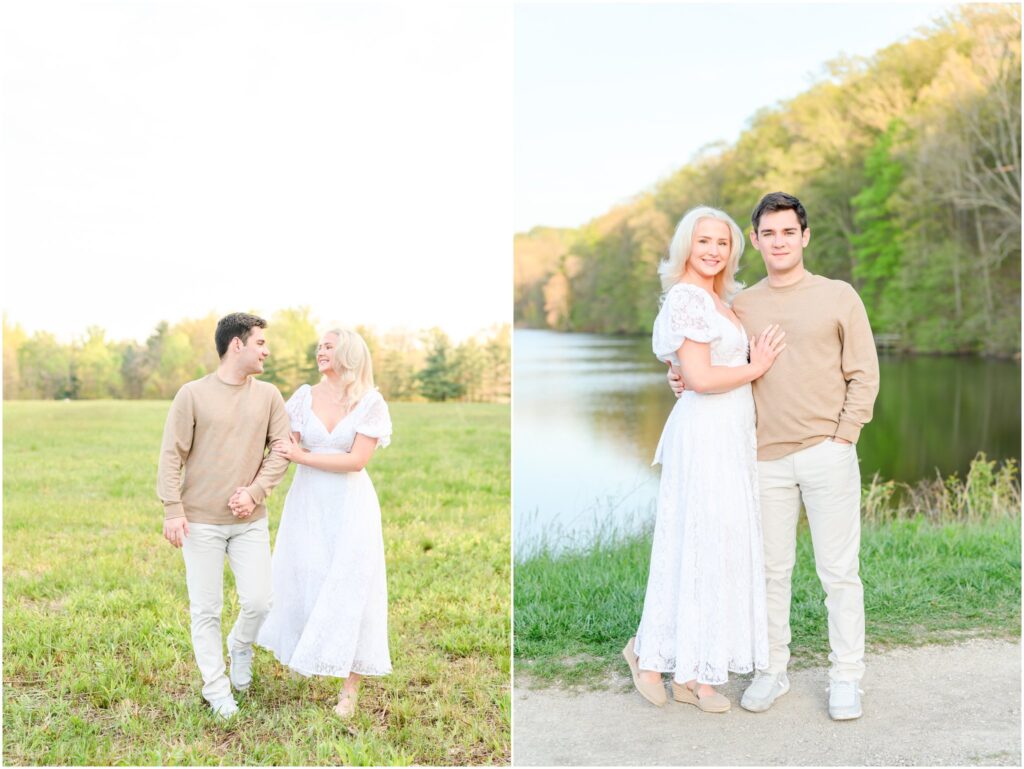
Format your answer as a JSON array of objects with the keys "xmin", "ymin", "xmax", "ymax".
[
  {"xmin": 257, "ymin": 384, "xmax": 393, "ymax": 678},
  {"xmin": 634, "ymin": 282, "xmax": 768, "ymax": 685}
]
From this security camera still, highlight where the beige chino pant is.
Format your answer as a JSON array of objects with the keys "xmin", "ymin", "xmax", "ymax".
[
  {"xmin": 181, "ymin": 517, "xmax": 272, "ymax": 703},
  {"xmin": 758, "ymin": 438, "xmax": 865, "ymax": 684}
]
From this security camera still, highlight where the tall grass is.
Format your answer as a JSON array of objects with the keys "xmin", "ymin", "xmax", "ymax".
[
  {"xmin": 515, "ymin": 454, "xmax": 1021, "ymax": 683},
  {"xmin": 861, "ymin": 454, "xmax": 1021, "ymax": 524},
  {"xmin": 4, "ymin": 400, "xmax": 511, "ymax": 766}
]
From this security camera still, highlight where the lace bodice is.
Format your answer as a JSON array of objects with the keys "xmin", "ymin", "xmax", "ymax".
[
  {"xmin": 284, "ymin": 384, "xmax": 392, "ymax": 452},
  {"xmin": 653, "ymin": 283, "xmax": 748, "ymax": 368}
]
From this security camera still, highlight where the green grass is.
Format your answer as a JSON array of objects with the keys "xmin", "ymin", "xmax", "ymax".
[
  {"xmin": 515, "ymin": 457, "xmax": 1021, "ymax": 684},
  {"xmin": 3, "ymin": 400, "xmax": 510, "ymax": 766}
]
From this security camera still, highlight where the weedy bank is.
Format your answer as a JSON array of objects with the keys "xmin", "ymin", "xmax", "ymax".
[{"xmin": 515, "ymin": 455, "xmax": 1021, "ymax": 683}]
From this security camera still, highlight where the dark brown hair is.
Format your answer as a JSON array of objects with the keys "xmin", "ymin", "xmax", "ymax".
[
  {"xmin": 215, "ymin": 313, "xmax": 267, "ymax": 359},
  {"xmin": 751, "ymin": 191, "xmax": 808, "ymax": 232}
]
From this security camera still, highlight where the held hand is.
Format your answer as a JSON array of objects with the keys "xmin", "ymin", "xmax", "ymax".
[
  {"xmin": 749, "ymin": 324, "xmax": 787, "ymax": 377},
  {"xmin": 163, "ymin": 516, "xmax": 189, "ymax": 548},
  {"xmin": 228, "ymin": 487, "xmax": 256, "ymax": 518},
  {"xmin": 272, "ymin": 434, "xmax": 303, "ymax": 463},
  {"xmin": 666, "ymin": 363, "xmax": 685, "ymax": 398}
]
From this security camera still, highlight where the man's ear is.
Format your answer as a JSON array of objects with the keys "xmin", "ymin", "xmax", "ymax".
[{"xmin": 749, "ymin": 228, "xmax": 759, "ymax": 248}]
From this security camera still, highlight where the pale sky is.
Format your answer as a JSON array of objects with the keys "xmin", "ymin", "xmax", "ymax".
[
  {"xmin": 1, "ymin": 1, "xmax": 512, "ymax": 344},
  {"xmin": 515, "ymin": 1, "xmax": 961, "ymax": 232}
]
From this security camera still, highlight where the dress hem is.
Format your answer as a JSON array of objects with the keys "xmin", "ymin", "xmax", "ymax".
[
  {"xmin": 256, "ymin": 643, "xmax": 392, "ymax": 679},
  {"xmin": 635, "ymin": 656, "xmax": 769, "ymax": 687}
]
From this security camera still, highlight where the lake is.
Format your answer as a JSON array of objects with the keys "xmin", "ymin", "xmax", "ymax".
[{"xmin": 513, "ymin": 329, "xmax": 1021, "ymax": 553}]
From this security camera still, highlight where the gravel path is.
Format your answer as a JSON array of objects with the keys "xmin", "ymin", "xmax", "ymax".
[{"xmin": 514, "ymin": 638, "xmax": 1020, "ymax": 766}]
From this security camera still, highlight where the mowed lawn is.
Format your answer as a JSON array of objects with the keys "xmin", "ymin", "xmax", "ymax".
[{"xmin": 4, "ymin": 400, "xmax": 510, "ymax": 766}]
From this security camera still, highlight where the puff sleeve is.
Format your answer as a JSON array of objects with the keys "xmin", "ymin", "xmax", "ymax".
[
  {"xmin": 284, "ymin": 384, "xmax": 311, "ymax": 433},
  {"xmin": 355, "ymin": 389, "xmax": 392, "ymax": 449},
  {"xmin": 652, "ymin": 284, "xmax": 720, "ymax": 365}
]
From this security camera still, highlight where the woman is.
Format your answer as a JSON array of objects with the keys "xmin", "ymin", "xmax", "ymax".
[
  {"xmin": 622, "ymin": 206, "xmax": 785, "ymax": 713},
  {"xmin": 257, "ymin": 328, "xmax": 392, "ymax": 718}
]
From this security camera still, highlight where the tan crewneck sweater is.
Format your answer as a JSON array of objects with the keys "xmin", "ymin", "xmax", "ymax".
[
  {"xmin": 731, "ymin": 271, "xmax": 880, "ymax": 461},
  {"xmin": 157, "ymin": 373, "xmax": 292, "ymax": 524}
]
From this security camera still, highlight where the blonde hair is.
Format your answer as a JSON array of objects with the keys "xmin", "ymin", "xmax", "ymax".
[
  {"xmin": 658, "ymin": 205, "xmax": 744, "ymax": 301},
  {"xmin": 322, "ymin": 328, "xmax": 374, "ymax": 407}
]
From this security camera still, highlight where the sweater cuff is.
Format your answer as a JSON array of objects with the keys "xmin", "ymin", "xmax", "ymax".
[
  {"xmin": 244, "ymin": 483, "xmax": 266, "ymax": 505},
  {"xmin": 164, "ymin": 502, "xmax": 186, "ymax": 520},
  {"xmin": 834, "ymin": 421, "xmax": 862, "ymax": 444}
]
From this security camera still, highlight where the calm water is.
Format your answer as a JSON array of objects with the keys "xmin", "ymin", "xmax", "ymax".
[{"xmin": 513, "ymin": 329, "xmax": 1021, "ymax": 553}]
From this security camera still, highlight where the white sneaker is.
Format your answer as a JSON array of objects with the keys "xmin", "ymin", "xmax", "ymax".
[
  {"xmin": 210, "ymin": 696, "xmax": 239, "ymax": 720},
  {"xmin": 828, "ymin": 680, "xmax": 863, "ymax": 720},
  {"xmin": 740, "ymin": 671, "xmax": 790, "ymax": 712},
  {"xmin": 227, "ymin": 634, "xmax": 253, "ymax": 692}
]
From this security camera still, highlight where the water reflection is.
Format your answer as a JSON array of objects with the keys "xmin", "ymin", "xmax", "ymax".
[
  {"xmin": 861, "ymin": 355, "xmax": 1020, "ymax": 483},
  {"xmin": 514, "ymin": 329, "xmax": 1021, "ymax": 552}
]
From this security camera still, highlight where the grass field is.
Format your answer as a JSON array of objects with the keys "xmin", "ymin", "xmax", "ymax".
[
  {"xmin": 3, "ymin": 400, "xmax": 510, "ymax": 766},
  {"xmin": 515, "ymin": 457, "xmax": 1021, "ymax": 684}
]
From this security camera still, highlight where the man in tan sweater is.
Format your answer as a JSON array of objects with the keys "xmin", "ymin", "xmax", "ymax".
[
  {"xmin": 157, "ymin": 312, "xmax": 291, "ymax": 719},
  {"xmin": 670, "ymin": 192, "xmax": 879, "ymax": 720}
]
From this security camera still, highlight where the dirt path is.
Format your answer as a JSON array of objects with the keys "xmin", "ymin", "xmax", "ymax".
[{"xmin": 514, "ymin": 638, "xmax": 1020, "ymax": 766}]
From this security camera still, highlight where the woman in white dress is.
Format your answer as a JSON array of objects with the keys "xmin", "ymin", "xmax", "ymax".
[
  {"xmin": 622, "ymin": 206, "xmax": 785, "ymax": 713},
  {"xmin": 257, "ymin": 328, "xmax": 392, "ymax": 719}
]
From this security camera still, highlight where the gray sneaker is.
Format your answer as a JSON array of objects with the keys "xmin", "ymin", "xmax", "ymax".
[
  {"xmin": 740, "ymin": 671, "xmax": 790, "ymax": 712},
  {"xmin": 227, "ymin": 635, "xmax": 254, "ymax": 692},
  {"xmin": 210, "ymin": 696, "xmax": 239, "ymax": 720},
  {"xmin": 828, "ymin": 680, "xmax": 863, "ymax": 720}
]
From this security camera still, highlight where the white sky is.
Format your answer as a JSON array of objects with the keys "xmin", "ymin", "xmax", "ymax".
[
  {"xmin": 1, "ymin": 1, "xmax": 512, "ymax": 344},
  {"xmin": 515, "ymin": 1, "xmax": 961, "ymax": 232}
]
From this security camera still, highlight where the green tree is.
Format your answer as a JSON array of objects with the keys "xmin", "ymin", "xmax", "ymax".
[
  {"xmin": 374, "ymin": 330, "xmax": 421, "ymax": 401},
  {"xmin": 852, "ymin": 121, "xmax": 906, "ymax": 329},
  {"xmin": 18, "ymin": 332, "xmax": 72, "ymax": 399},
  {"xmin": 173, "ymin": 314, "xmax": 220, "ymax": 379},
  {"xmin": 482, "ymin": 324, "xmax": 511, "ymax": 403},
  {"xmin": 71, "ymin": 327, "xmax": 123, "ymax": 399},
  {"xmin": 262, "ymin": 307, "xmax": 318, "ymax": 394},
  {"xmin": 416, "ymin": 329, "xmax": 465, "ymax": 402},
  {"xmin": 453, "ymin": 338, "xmax": 487, "ymax": 402},
  {"xmin": 143, "ymin": 323, "xmax": 194, "ymax": 398},
  {"xmin": 119, "ymin": 340, "xmax": 149, "ymax": 399}
]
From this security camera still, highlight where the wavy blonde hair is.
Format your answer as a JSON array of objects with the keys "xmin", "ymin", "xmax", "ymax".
[
  {"xmin": 658, "ymin": 205, "xmax": 744, "ymax": 301},
  {"xmin": 323, "ymin": 328, "xmax": 375, "ymax": 407}
]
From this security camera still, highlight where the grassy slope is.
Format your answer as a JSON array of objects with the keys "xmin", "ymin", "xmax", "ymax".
[{"xmin": 4, "ymin": 400, "xmax": 510, "ymax": 766}]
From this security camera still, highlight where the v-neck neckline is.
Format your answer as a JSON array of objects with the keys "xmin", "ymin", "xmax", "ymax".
[{"xmin": 308, "ymin": 385, "xmax": 355, "ymax": 434}]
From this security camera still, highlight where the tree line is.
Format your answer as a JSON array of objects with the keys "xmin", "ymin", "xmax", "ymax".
[
  {"xmin": 2, "ymin": 309, "xmax": 510, "ymax": 403},
  {"xmin": 515, "ymin": 5, "xmax": 1021, "ymax": 356}
]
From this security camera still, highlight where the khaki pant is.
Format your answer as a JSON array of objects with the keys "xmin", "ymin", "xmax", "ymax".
[
  {"xmin": 758, "ymin": 439, "xmax": 864, "ymax": 683},
  {"xmin": 181, "ymin": 517, "xmax": 272, "ymax": 703}
]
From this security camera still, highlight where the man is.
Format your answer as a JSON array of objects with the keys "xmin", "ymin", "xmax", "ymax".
[
  {"xmin": 157, "ymin": 312, "xmax": 292, "ymax": 719},
  {"xmin": 669, "ymin": 192, "xmax": 879, "ymax": 720}
]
